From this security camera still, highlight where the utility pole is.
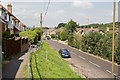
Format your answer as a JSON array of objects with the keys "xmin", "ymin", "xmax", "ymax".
[
  {"xmin": 40, "ymin": 13, "xmax": 42, "ymax": 28},
  {"xmin": 112, "ymin": 0, "xmax": 116, "ymax": 78}
]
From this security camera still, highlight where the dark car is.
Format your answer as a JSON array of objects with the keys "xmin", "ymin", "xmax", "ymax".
[
  {"xmin": 59, "ymin": 49, "xmax": 71, "ymax": 58},
  {"xmin": 47, "ymin": 37, "xmax": 51, "ymax": 40}
]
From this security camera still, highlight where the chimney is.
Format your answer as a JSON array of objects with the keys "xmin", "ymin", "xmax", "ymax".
[{"xmin": 7, "ymin": 3, "xmax": 12, "ymax": 13}]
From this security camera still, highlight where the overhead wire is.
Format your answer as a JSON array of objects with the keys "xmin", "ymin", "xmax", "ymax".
[
  {"xmin": 42, "ymin": 0, "xmax": 48, "ymax": 15},
  {"xmin": 42, "ymin": 0, "xmax": 51, "ymax": 22}
]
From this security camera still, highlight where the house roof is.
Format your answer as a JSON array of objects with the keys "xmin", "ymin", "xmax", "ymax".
[
  {"xmin": 0, "ymin": 4, "xmax": 26, "ymax": 27},
  {"xmin": 76, "ymin": 28, "xmax": 99, "ymax": 35}
]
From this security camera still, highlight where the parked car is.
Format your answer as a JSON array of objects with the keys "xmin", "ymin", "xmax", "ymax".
[
  {"xmin": 59, "ymin": 48, "xmax": 71, "ymax": 58},
  {"xmin": 47, "ymin": 37, "xmax": 51, "ymax": 40}
]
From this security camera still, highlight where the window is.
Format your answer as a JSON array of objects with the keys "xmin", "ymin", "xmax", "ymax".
[
  {"xmin": 0, "ymin": 10, "xmax": 2, "ymax": 17},
  {"xmin": 4, "ymin": 13, "xmax": 7, "ymax": 20}
]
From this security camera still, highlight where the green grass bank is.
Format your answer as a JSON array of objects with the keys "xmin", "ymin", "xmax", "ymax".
[{"xmin": 30, "ymin": 42, "xmax": 82, "ymax": 79}]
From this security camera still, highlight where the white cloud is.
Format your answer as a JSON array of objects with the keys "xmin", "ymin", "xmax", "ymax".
[
  {"xmin": 55, "ymin": 10, "xmax": 65, "ymax": 14},
  {"xmin": 34, "ymin": 13, "xmax": 40, "ymax": 19},
  {"xmin": 1, "ymin": 2, "xmax": 8, "ymax": 8},
  {"xmin": 72, "ymin": 0, "xmax": 93, "ymax": 8}
]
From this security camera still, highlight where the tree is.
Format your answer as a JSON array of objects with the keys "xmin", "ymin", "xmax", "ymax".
[
  {"xmin": 57, "ymin": 23, "xmax": 66, "ymax": 29},
  {"xmin": 60, "ymin": 29, "xmax": 68, "ymax": 41},
  {"xmin": 19, "ymin": 28, "xmax": 43, "ymax": 44},
  {"xmin": 81, "ymin": 31, "xmax": 120, "ymax": 64},
  {"xmin": 65, "ymin": 19, "xmax": 78, "ymax": 46}
]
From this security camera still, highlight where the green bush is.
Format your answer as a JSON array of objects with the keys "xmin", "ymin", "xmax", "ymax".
[
  {"xmin": 19, "ymin": 30, "xmax": 37, "ymax": 44},
  {"xmin": 2, "ymin": 32, "xmax": 10, "ymax": 38},
  {"xmin": 73, "ymin": 35, "xmax": 80, "ymax": 49},
  {"xmin": 81, "ymin": 31, "xmax": 119, "ymax": 64},
  {"xmin": 51, "ymin": 34, "xmax": 56, "ymax": 38},
  {"xmin": 19, "ymin": 28, "xmax": 43, "ymax": 44},
  {"xmin": 60, "ymin": 30, "xmax": 68, "ymax": 41}
]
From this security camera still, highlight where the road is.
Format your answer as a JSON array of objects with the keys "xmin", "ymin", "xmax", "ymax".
[{"xmin": 46, "ymin": 40, "xmax": 119, "ymax": 78}]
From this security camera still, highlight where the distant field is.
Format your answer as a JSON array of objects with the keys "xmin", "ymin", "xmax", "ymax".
[{"xmin": 30, "ymin": 42, "xmax": 82, "ymax": 79}]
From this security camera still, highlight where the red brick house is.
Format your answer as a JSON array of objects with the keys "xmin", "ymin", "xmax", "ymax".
[{"xmin": 0, "ymin": 4, "xmax": 29, "ymax": 58}]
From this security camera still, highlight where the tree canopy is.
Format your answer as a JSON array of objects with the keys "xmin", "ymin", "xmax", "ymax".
[{"xmin": 56, "ymin": 23, "xmax": 66, "ymax": 29}]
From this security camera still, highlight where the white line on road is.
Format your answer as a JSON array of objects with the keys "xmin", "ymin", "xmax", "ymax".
[
  {"xmin": 78, "ymin": 56, "xmax": 86, "ymax": 60},
  {"xmin": 106, "ymin": 70, "xmax": 117, "ymax": 75},
  {"xmin": 71, "ymin": 52, "xmax": 77, "ymax": 55},
  {"xmin": 89, "ymin": 61, "xmax": 101, "ymax": 68},
  {"xmin": 71, "ymin": 52, "xmax": 86, "ymax": 60}
]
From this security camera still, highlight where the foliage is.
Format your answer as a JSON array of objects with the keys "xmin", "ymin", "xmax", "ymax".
[
  {"xmin": 50, "ymin": 34, "xmax": 56, "ymax": 39},
  {"xmin": 72, "ymin": 34, "xmax": 81, "ymax": 49},
  {"xmin": 42, "ymin": 27, "xmax": 49, "ymax": 29},
  {"xmin": 80, "ymin": 22, "xmax": 120, "ymax": 31},
  {"xmin": 60, "ymin": 29, "xmax": 68, "ymax": 41},
  {"xmin": 115, "ymin": 32, "xmax": 120, "ymax": 64},
  {"xmin": 19, "ymin": 28, "xmax": 43, "ymax": 44},
  {"xmin": 32, "ymin": 28, "xmax": 43, "ymax": 35},
  {"xmin": 56, "ymin": 23, "xmax": 66, "ymax": 29},
  {"xmin": 80, "ymin": 24, "xmax": 100, "ymax": 28},
  {"xmin": 65, "ymin": 19, "xmax": 78, "ymax": 46},
  {"xmin": 19, "ymin": 30, "xmax": 37, "ymax": 44},
  {"xmin": 81, "ymin": 31, "xmax": 119, "ymax": 64},
  {"xmin": 30, "ymin": 42, "xmax": 81, "ymax": 78},
  {"xmin": 2, "ymin": 32, "xmax": 10, "ymax": 38}
]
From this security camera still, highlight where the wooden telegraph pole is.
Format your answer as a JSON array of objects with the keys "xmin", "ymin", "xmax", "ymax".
[
  {"xmin": 112, "ymin": 0, "xmax": 116, "ymax": 78},
  {"xmin": 40, "ymin": 13, "xmax": 42, "ymax": 28}
]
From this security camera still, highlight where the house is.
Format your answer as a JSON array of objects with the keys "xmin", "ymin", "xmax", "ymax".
[
  {"xmin": 0, "ymin": 3, "xmax": 27, "ymax": 34},
  {"xmin": 0, "ymin": 19, "xmax": 2, "ymax": 45},
  {"xmin": 118, "ymin": 1, "xmax": 120, "ymax": 22},
  {"xmin": 0, "ymin": 4, "xmax": 29, "ymax": 58}
]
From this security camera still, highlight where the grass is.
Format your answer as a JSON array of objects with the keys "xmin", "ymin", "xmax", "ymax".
[
  {"xmin": 23, "ymin": 64, "xmax": 27, "ymax": 79},
  {"xmin": 30, "ymin": 42, "xmax": 82, "ymax": 79}
]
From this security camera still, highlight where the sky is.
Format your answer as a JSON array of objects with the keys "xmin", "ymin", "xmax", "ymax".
[{"xmin": 0, "ymin": 0, "xmax": 120, "ymax": 28}]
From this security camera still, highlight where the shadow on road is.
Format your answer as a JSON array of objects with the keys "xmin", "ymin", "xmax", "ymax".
[{"xmin": 2, "ymin": 52, "xmax": 26, "ymax": 79}]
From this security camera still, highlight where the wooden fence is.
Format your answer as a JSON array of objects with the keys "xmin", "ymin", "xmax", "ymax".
[{"xmin": 2, "ymin": 37, "xmax": 29, "ymax": 58}]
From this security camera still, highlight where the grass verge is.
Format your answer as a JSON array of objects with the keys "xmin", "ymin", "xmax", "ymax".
[{"xmin": 30, "ymin": 42, "xmax": 82, "ymax": 79}]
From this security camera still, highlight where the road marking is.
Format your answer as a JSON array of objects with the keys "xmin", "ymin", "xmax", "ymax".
[
  {"xmin": 71, "ymin": 52, "xmax": 77, "ymax": 55},
  {"xmin": 106, "ymin": 70, "xmax": 117, "ymax": 75},
  {"xmin": 78, "ymin": 56, "xmax": 86, "ymax": 60},
  {"xmin": 89, "ymin": 61, "xmax": 100, "ymax": 68},
  {"xmin": 71, "ymin": 52, "xmax": 86, "ymax": 60}
]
